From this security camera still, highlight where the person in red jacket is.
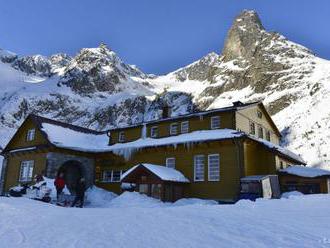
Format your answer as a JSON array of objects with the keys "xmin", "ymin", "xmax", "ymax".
[{"xmin": 54, "ymin": 173, "xmax": 65, "ymax": 201}]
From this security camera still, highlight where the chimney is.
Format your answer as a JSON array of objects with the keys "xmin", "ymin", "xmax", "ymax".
[
  {"xmin": 162, "ymin": 105, "xmax": 171, "ymax": 119},
  {"xmin": 232, "ymin": 101, "xmax": 244, "ymax": 107}
]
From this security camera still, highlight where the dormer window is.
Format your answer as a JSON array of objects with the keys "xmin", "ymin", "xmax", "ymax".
[
  {"xmin": 211, "ymin": 116, "xmax": 220, "ymax": 129},
  {"xmin": 26, "ymin": 129, "xmax": 35, "ymax": 141},
  {"xmin": 150, "ymin": 126, "xmax": 158, "ymax": 138},
  {"xmin": 170, "ymin": 123, "xmax": 178, "ymax": 136},
  {"xmin": 118, "ymin": 131, "xmax": 125, "ymax": 142},
  {"xmin": 257, "ymin": 110, "xmax": 263, "ymax": 119}
]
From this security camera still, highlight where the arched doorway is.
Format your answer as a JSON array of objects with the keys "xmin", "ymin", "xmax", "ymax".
[{"xmin": 57, "ymin": 160, "xmax": 83, "ymax": 193}]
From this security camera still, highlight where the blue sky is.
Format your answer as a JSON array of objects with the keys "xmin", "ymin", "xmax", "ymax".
[{"xmin": 0, "ymin": 1, "xmax": 329, "ymax": 74}]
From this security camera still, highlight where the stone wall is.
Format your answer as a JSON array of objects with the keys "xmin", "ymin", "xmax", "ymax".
[{"xmin": 46, "ymin": 152, "xmax": 95, "ymax": 188}]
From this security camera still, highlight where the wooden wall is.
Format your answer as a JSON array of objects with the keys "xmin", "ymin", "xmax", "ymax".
[
  {"xmin": 243, "ymin": 140, "xmax": 277, "ymax": 176},
  {"xmin": 279, "ymin": 174, "xmax": 329, "ymax": 193},
  {"xmin": 96, "ymin": 139, "xmax": 241, "ymax": 201},
  {"xmin": 5, "ymin": 118, "xmax": 48, "ymax": 150},
  {"xmin": 4, "ymin": 151, "xmax": 48, "ymax": 191},
  {"xmin": 236, "ymin": 105, "xmax": 280, "ymax": 145}
]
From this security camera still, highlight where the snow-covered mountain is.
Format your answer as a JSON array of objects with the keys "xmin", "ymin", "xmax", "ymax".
[{"xmin": 0, "ymin": 10, "xmax": 329, "ymax": 168}]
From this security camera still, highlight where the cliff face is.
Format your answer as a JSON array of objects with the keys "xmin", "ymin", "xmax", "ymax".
[{"xmin": 0, "ymin": 10, "xmax": 329, "ymax": 167}]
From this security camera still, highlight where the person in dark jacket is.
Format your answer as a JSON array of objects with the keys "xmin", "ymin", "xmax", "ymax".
[
  {"xmin": 54, "ymin": 173, "xmax": 65, "ymax": 201},
  {"xmin": 71, "ymin": 177, "xmax": 86, "ymax": 208}
]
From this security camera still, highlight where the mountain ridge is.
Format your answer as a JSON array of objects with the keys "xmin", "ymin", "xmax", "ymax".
[{"xmin": 0, "ymin": 9, "xmax": 329, "ymax": 168}]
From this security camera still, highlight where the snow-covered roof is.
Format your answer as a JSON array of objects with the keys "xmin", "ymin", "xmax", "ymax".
[
  {"xmin": 109, "ymin": 129, "xmax": 243, "ymax": 160},
  {"xmin": 39, "ymin": 121, "xmax": 303, "ymax": 164},
  {"xmin": 41, "ymin": 123, "xmax": 109, "ymax": 152},
  {"xmin": 121, "ymin": 163, "xmax": 190, "ymax": 183},
  {"xmin": 279, "ymin": 165, "xmax": 330, "ymax": 178},
  {"xmin": 249, "ymin": 136, "xmax": 305, "ymax": 164}
]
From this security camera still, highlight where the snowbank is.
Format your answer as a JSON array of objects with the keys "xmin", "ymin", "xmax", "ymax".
[
  {"xmin": 1, "ymin": 193, "xmax": 330, "ymax": 247},
  {"xmin": 109, "ymin": 191, "xmax": 164, "ymax": 208},
  {"xmin": 281, "ymin": 191, "xmax": 304, "ymax": 199},
  {"xmin": 173, "ymin": 198, "xmax": 218, "ymax": 206},
  {"xmin": 280, "ymin": 165, "xmax": 330, "ymax": 178},
  {"xmin": 85, "ymin": 186, "xmax": 117, "ymax": 207}
]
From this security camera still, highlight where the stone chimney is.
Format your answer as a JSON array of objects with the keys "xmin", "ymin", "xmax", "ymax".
[{"xmin": 232, "ymin": 101, "xmax": 244, "ymax": 107}]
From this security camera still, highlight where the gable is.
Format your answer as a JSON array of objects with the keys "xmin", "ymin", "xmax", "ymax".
[
  {"xmin": 2, "ymin": 117, "xmax": 49, "ymax": 152},
  {"xmin": 236, "ymin": 103, "xmax": 281, "ymax": 144}
]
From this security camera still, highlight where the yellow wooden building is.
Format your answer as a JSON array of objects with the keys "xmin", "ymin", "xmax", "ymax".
[{"xmin": 0, "ymin": 101, "xmax": 305, "ymax": 202}]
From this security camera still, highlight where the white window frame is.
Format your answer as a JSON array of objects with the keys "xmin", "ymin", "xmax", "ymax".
[
  {"xmin": 170, "ymin": 123, "xmax": 178, "ymax": 136},
  {"xmin": 210, "ymin": 116, "xmax": 220, "ymax": 129},
  {"xmin": 118, "ymin": 131, "xmax": 125, "ymax": 142},
  {"xmin": 257, "ymin": 110, "xmax": 263, "ymax": 119},
  {"xmin": 258, "ymin": 125, "xmax": 263, "ymax": 139},
  {"xmin": 249, "ymin": 121, "xmax": 256, "ymax": 135},
  {"xmin": 102, "ymin": 170, "xmax": 123, "ymax": 183},
  {"xmin": 19, "ymin": 160, "xmax": 34, "ymax": 182},
  {"xmin": 208, "ymin": 154, "xmax": 220, "ymax": 181},
  {"xmin": 150, "ymin": 126, "xmax": 158, "ymax": 138},
  {"xmin": 194, "ymin": 155, "xmax": 205, "ymax": 182},
  {"xmin": 26, "ymin": 129, "xmax": 36, "ymax": 141},
  {"xmin": 166, "ymin": 157, "xmax": 176, "ymax": 169},
  {"xmin": 181, "ymin": 121, "xmax": 189, "ymax": 134}
]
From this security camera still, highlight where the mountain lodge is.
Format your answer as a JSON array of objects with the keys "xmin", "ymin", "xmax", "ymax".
[{"xmin": 0, "ymin": 101, "xmax": 307, "ymax": 202}]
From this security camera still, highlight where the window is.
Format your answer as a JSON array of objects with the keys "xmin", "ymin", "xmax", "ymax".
[
  {"xmin": 194, "ymin": 155, "xmax": 205, "ymax": 181},
  {"xmin": 266, "ymin": 130, "xmax": 271, "ymax": 141},
  {"xmin": 181, "ymin": 121, "xmax": 189, "ymax": 134},
  {"xmin": 170, "ymin": 123, "xmax": 178, "ymax": 135},
  {"xmin": 210, "ymin": 116, "xmax": 220, "ymax": 129},
  {"xmin": 19, "ymin": 160, "xmax": 34, "ymax": 182},
  {"xmin": 280, "ymin": 161, "xmax": 284, "ymax": 169},
  {"xmin": 102, "ymin": 170, "xmax": 123, "ymax": 182},
  {"xmin": 118, "ymin": 131, "xmax": 125, "ymax": 142},
  {"xmin": 150, "ymin": 126, "xmax": 158, "ymax": 138},
  {"xmin": 139, "ymin": 184, "xmax": 149, "ymax": 194},
  {"xmin": 26, "ymin": 129, "xmax": 35, "ymax": 141},
  {"xmin": 166, "ymin": 158, "xmax": 176, "ymax": 169},
  {"xmin": 257, "ymin": 110, "xmax": 263, "ymax": 119},
  {"xmin": 151, "ymin": 184, "xmax": 161, "ymax": 199},
  {"xmin": 249, "ymin": 122, "xmax": 256, "ymax": 135},
  {"xmin": 258, "ymin": 125, "xmax": 263, "ymax": 139},
  {"xmin": 208, "ymin": 154, "xmax": 220, "ymax": 181}
]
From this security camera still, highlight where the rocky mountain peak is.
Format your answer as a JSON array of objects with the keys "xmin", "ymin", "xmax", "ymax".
[{"xmin": 222, "ymin": 10, "xmax": 265, "ymax": 61}]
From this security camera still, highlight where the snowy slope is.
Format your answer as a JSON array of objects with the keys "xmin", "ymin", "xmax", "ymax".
[
  {"xmin": 147, "ymin": 11, "xmax": 330, "ymax": 169},
  {"xmin": 1, "ymin": 193, "xmax": 330, "ymax": 247}
]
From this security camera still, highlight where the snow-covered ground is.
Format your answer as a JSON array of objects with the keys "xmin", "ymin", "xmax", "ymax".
[{"xmin": 1, "ymin": 192, "xmax": 330, "ymax": 247}]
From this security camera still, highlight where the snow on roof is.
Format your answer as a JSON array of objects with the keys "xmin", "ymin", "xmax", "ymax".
[
  {"xmin": 249, "ymin": 136, "xmax": 305, "ymax": 164},
  {"xmin": 40, "ymin": 122, "xmax": 303, "ymax": 165},
  {"xmin": 280, "ymin": 165, "xmax": 330, "ymax": 178},
  {"xmin": 121, "ymin": 163, "xmax": 190, "ymax": 183},
  {"xmin": 109, "ymin": 129, "xmax": 244, "ymax": 160},
  {"xmin": 41, "ymin": 123, "xmax": 109, "ymax": 152},
  {"xmin": 41, "ymin": 122, "xmax": 243, "ymax": 155}
]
